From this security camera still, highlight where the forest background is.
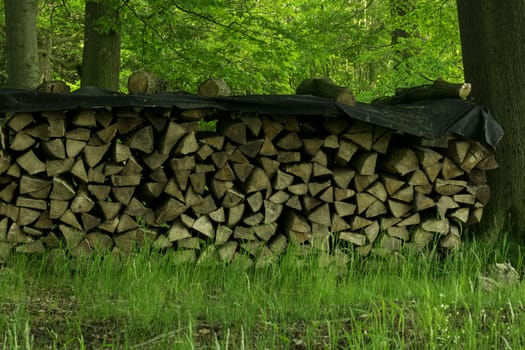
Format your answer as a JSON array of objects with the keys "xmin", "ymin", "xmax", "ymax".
[
  {"xmin": 4, "ymin": 3, "xmax": 525, "ymax": 347},
  {"xmin": 0, "ymin": 0, "xmax": 463, "ymax": 102}
]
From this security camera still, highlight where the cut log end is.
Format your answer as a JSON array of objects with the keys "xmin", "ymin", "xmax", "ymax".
[
  {"xmin": 198, "ymin": 78, "xmax": 231, "ymax": 97},
  {"xmin": 127, "ymin": 71, "xmax": 168, "ymax": 95}
]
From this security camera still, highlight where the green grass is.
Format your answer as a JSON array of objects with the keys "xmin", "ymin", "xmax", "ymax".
[{"xmin": 1, "ymin": 235, "xmax": 525, "ymax": 349}]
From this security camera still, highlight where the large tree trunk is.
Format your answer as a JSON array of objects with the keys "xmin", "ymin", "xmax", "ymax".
[
  {"xmin": 81, "ymin": 0, "xmax": 121, "ymax": 91},
  {"xmin": 457, "ymin": 1, "xmax": 525, "ymax": 232},
  {"xmin": 4, "ymin": 0, "xmax": 40, "ymax": 89}
]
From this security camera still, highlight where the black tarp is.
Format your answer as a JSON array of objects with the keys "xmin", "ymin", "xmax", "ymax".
[{"xmin": 0, "ymin": 88, "xmax": 503, "ymax": 149}]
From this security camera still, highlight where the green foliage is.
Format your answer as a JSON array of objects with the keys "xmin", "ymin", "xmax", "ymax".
[
  {"xmin": 115, "ymin": 0, "xmax": 462, "ymax": 100},
  {"xmin": 37, "ymin": 0, "xmax": 85, "ymax": 85},
  {"xmin": 1, "ymin": 0, "xmax": 463, "ymax": 100}
]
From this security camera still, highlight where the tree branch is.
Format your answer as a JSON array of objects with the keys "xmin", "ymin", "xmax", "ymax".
[
  {"xmin": 171, "ymin": 3, "xmax": 268, "ymax": 44},
  {"xmin": 121, "ymin": 0, "xmax": 192, "ymax": 63}
]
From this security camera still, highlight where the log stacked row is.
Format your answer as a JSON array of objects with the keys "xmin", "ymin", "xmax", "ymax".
[{"xmin": 0, "ymin": 107, "xmax": 497, "ymax": 265}]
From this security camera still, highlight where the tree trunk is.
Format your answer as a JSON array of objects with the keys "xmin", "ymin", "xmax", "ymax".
[
  {"xmin": 457, "ymin": 0, "xmax": 525, "ymax": 232},
  {"xmin": 81, "ymin": 0, "xmax": 121, "ymax": 91},
  {"xmin": 4, "ymin": 0, "xmax": 40, "ymax": 89},
  {"xmin": 390, "ymin": 0, "xmax": 415, "ymax": 63},
  {"xmin": 390, "ymin": 0, "xmax": 414, "ymax": 45}
]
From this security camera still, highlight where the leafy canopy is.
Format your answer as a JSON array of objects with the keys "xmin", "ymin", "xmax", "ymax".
[{"xmin": 2, "ymin": 0, "xmax": 462, "ymax": 101}]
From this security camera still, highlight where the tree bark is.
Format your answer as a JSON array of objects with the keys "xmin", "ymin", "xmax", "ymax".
[
  {"xmin": 457, "ymin": 0, "xmax": 525, "ymax": 231},
  {"xmin": 81, "ymin": 0, "xmax": 121, "ymax": 91},
  {"xmin": 390, "ymin": 0, "xmax": 416, "ymax": 63},
  {"xmin": 4, "ymin": 0, "xmax": 40, "ymax": 89},
  {"xmin": 296, "ymin": 78, "xmax": 356, "ymax": 106}
]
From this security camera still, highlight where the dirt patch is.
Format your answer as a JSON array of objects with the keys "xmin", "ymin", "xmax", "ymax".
[{"xmin": 1, "ymin": 286, "xmax": 126, "ymax": 349}]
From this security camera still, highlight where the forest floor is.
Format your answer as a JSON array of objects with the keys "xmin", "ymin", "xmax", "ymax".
[{"xmin": 1, "ymin": 234, "xmax": 525, "ymax": 349}]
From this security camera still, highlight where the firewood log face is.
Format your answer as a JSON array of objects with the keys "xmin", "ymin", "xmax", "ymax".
[{"xmin": 0, "ymin": 102, "xmax": 496, "ymax": 260}]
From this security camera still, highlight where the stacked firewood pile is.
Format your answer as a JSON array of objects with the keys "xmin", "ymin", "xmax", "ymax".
[
  {"xmin": 212, "ymin": 114, "xmax": 496, "ymax": 260},
  {"xmin": 0, "ymin": 106, "xmax": 497, "ymax": 265}
]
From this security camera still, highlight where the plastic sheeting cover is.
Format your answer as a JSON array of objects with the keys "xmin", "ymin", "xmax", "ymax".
[{"xmin": 0, "ymin": 88, "xmax": 503, "ymax": 148}]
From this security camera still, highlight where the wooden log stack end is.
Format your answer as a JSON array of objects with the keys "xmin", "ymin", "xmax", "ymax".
[
  {"xmin": 0, "ymin": 90, "xmax": 498, "ymax": 262},
  {"xmin": 127, "ymin": 71, "xmax": 168, "ymax": 95},
  {"xmin": 198, "ymin": 78, "xmax": 231, "ymax": 97}
]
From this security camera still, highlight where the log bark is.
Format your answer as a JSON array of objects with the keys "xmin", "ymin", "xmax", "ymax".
[
  {"xmin": 457, "ymin": 0, "xmax": 522, "ymax": 230},
  {"xmin": 81, "ymin": 0, "xmax": 120, "ymax": 91},
  {"xmin": 5, "ymin": 0, "xmax": 39, "ymax": 89},
  {"xmin": 296, "ymin": 78, "xmax": 356, "ymax": 106},
  {"xmin": 373, "ymin": 78, "xmax": 472, "ymax": 104}
]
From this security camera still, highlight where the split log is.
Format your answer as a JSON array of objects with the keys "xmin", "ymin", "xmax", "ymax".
[
  {"xmin": 36, "ymin": 80, "xmax": 70, "ymax": 94},
  {"xmin": 10, "ymin": 132, "xmax": 36, "ymax": 151},
  {"xmin": 373, "ymin": 78, "xmax": 471, "ymax": 104},
  {"xmin": 342, "ymin": 132, "xmax": 373, "ymax": 151},
  {"xmin": 8, "ymin": 113, "xmax": 34, "ymax": 132},
  {"xmin": 381, "ymin": 147, "xmax": 419, "ymax": 176},
  {"xmin": 296, "ymin": 78, "xmax": 356, "ymax": 106}
]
